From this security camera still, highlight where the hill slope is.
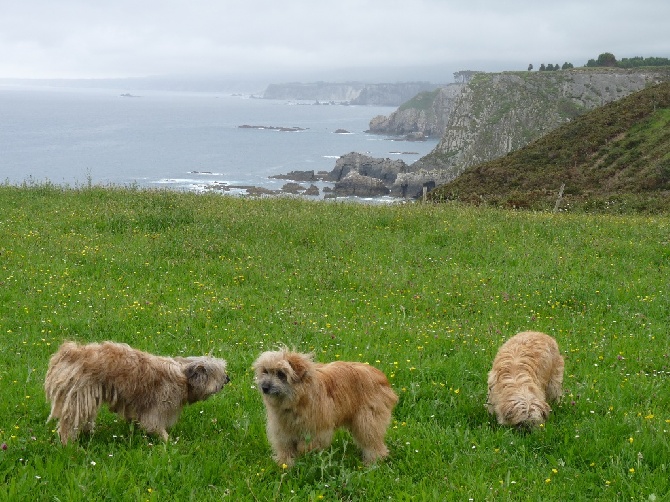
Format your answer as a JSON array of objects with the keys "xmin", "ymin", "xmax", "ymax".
[
  {"xmin": 414, "ymin": 68, "xmax": 670, "ymax": 177},
  {"xmin": 427, "ymin": 81, "xmax": 670, "ymax": 213}
]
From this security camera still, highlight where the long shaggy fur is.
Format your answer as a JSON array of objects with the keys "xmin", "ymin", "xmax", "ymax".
[
  {"xmin": 45, "ymin": 341, "xmax": 229, "ymax": 445},
  {"xmin": 252, "ymin": 349, "xmax": 398, "ymax": 467},
  {"xmin": 486, "ymin": 331, "xmax": 564, "ymax": 428}
]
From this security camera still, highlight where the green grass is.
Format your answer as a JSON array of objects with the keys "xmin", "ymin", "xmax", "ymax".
[{"xmin": 1, "ymin": 185, "xmax": 669, "ymax": 501}]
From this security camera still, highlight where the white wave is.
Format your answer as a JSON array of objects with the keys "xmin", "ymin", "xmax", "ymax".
[
  {"xmin": 187, "ymin": 171, "xmax": 225, "ymax": 176},
  {"xmin": 152, "ymin": 178, "xmax": 207, "ymax": 184}
]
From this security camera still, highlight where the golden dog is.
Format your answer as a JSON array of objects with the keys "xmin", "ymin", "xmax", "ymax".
[
  {"xmin": 486, "ymin": 331, "xmax": 564, "ymax": 428},
  {"xmin": 45, "ymin": 341, "xmax": 229, "ymax": 445},
  {"xmin": 252, "ymin": 349, "xmax": 398, "ymax": 466}
]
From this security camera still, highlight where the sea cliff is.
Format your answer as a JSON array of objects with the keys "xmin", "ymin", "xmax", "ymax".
[{"xmin": 359, "ymin": 67, "xmax": 670, "ymax": 197}]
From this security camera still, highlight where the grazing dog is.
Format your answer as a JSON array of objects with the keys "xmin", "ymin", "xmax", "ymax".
[
  {"xmin": 45, "ymin": 341, "xmax": 229, "ymax": 445},
  {"xmin": 252, "ymin": 349, "xmax": 398, "ymax": 467},
  {"xmin": 486, "ymin": 331, "xmax": 564, "ymax": 429}
]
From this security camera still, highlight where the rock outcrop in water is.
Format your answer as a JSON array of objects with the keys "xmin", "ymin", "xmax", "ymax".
[
  {"xmin": 268, "ymin": 153, "xmax": 454, "ymax": 199},
  {"xmin": 321, "ymin": 153, "xmax": 440, "ymax": 199},
  {"xmin": 326, "ymin": 152, "xmax": 406, "ymax": 185}
]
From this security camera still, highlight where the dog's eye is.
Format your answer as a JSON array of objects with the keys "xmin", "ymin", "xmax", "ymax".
[
  {"xmin": 276, "ymin": 370, "xmax": 287, "ymax": 381},
  {"xmin": 262, "ymin": 369, "xmax": 269, "ymax": 374}
]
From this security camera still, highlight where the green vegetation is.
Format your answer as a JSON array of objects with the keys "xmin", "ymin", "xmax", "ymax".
[
  {"xmin": 586, "ymin": 53, "xmax": 670, "ymax": 69},
  {"xmin": 2, "ymin": 186, "xmax": 669, "ymax": 500},
  {"xmin": 428, "ymin": 82, "xmax": 670, "ymax": 212},
  {"xmin": 398, "ymin": 89, "xmax": 441, "ymax": 113}
]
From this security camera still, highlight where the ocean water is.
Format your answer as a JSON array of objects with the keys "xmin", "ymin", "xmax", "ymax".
[{"xmin": 0, "ymin": 85, "xmax": 438, "ymax": 196}]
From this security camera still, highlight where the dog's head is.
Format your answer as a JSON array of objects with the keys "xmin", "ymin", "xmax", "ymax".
[
  {"xmin": 178, "ymin": 356, "xmax": 230, "ymax": 403},
  {"xmin": 252, "ymin": 349, "xmax": 312, "ymax": 401},
  {"xmin": 502, "ymin": 393, "xmax": 551, "ymax": 429}
]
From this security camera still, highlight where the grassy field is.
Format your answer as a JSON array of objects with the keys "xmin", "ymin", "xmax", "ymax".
[{"xmin": 1, "ymin": 185, "xmax": 668, "ymax": 501}]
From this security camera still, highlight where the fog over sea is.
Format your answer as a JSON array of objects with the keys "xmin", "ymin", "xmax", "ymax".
[{"xmin": 0, "ymin": 85, "xmax": 438, "ymax": 197}]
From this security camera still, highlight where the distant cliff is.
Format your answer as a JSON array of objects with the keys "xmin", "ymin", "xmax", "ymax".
[
  {"xmin": 414, "ymin": 68, "xmax": 670, "ymax": 178},
  {"xmin": 368, "ymin": 83, "xmax": 464, "ymax": 137},
  {"xmin": 261, "ymin": 82, "xmax": 439, "ymax": 106}
]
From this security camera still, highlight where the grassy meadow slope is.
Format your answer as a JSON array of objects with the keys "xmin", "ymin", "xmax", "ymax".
[
  {"xmin": 1, "ymin": 186, "xmax": 669, "ymax": 500},
  {"xmin": 428, "ymin": 81, "xmax": 670, "ymax": 213}
]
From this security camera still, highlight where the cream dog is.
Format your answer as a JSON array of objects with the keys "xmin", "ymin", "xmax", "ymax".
[{"xmin": 487, "ymin": 331, "xmax": 563, "ymax": 428}]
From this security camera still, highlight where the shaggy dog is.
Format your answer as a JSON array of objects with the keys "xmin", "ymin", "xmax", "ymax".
[
  {"xmin": 45, "ymin": 341, "xmax": 230, "ymax": 445},
  {"xmin": 486, "ymin": 331, "xmax": 564, "ymax": 429},
  {"xmin": 252, "ymin": 349, "xmax": 398, "ymax": 467}
]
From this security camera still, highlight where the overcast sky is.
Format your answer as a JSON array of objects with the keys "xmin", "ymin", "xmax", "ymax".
[{"xmin": 2, "ymin": 0, "xmax": 669, "ymax": 84}]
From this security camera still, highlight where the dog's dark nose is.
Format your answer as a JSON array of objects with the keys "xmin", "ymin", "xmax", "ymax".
[
  {"xmin": 261, "ymin": 383, "xmax": 272, "ymax": 394},
  {"xmin": 224, "ymin": 375, "xmax": 231, "ymax": 384}
]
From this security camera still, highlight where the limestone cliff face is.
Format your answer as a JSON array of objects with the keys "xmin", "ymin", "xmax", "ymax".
[
  {"xmin": 415, "ymin": 68, "xmax": 670, "ymax": 180},
  {"xmin": 368, "ymin": 84, "xmax": 464, "ymax": 137}
]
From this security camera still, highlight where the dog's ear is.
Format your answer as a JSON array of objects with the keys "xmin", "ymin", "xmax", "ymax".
[
  {"xmin": 185, "ymin": 362, "xmax": 207, "ymax": 385},
  {"xmin": 285, "ymin": 353, "xmax": 310, "ymax": 381},
  {"xmin": 539, "ymin": 401, "xmax": 551, "ymax": 420},
  {"xmin": 503, "ymin": 404, "xmax": 518, "ymax": 424}
]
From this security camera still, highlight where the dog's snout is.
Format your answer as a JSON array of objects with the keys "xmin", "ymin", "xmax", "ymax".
[
  {"xmin": 261, "ymin": 383, "xmax": 272, "ymax": 394},
  {"xmin": 224, "ymin": 374, "xmax": 231, "ymax": 384}
]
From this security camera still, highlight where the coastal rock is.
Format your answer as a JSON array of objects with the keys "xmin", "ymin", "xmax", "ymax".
[
  {"xmin": 390, "ymin": 170, "xmax": 455, "ymax": 199},
  {"xmin": 304, "ymin": 184, "xmax": 320, "ymax": 196},
  {"xmin": 332, "ymin": 172, "xmax": 390, "ymax": 197},
  {"xmin": 281, "ymin": 182, "xmax": 305, "ymax": 194},
  {"xmin": 404, "ymin": 132, "xmax": 427, "ymax": 141},
  {"xmin": 326, "ymin": 152, "xmax": 408, "ymax": 185},
  {"xmin": 271, "ymin": 170, "xmax": 318, "ymax": 181}
]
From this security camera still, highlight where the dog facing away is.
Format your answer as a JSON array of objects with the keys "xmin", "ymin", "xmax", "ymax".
[
  {"xmin": 45, "ymin": 341, "xmax": 230, "ymax": 445},
  {"xmin": 486, "ymin": 331, "xmax": 564, "ymax": 429},
  {"xmin": 253, "ymin": 349, "xmax": 398, "ymax": 467}
]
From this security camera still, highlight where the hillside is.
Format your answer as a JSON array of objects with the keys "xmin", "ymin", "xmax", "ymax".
[
  {"xmin": 427, "ymin": 81, "xmax": 670, "ymax": 213},
  {"xmin": 372, "ymin": 68, "xmax": 670, "ymax": 147},
  {"xmin": 414, "ymin": 67, "xmax": 670, "ymax": 175}
]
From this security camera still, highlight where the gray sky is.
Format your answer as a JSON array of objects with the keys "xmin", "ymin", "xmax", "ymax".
[{"xmin": 2, "ymin": 0, "xmax": 669, "ymax": 83}]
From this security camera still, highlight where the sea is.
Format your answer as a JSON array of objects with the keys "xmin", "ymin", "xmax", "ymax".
[{"xmin": 0, "ymin": 84, "xmax": 438, "ymax": 198}]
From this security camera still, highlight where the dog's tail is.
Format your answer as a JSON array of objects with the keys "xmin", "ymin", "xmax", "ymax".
[
  {"xmin": 45, "ymin": 341, "xmax": 82, "ymax": 420},
  {"xmin": 53, "ymin": 382, "xmax": 104, "ymax": 444},
  {"xmin": 44, "ymin": 349, "xmax": 104, "ymax": 443}
]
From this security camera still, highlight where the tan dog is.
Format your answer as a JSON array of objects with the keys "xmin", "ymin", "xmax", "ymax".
[
  {"xmin": 486, "ymin": 331, "xmax": 564, "ymax": 428},
  {"xmin": 45, "ymin": 341, "xmax": 230, "ymax": 445},
  {"xmin": 252, "ymin": 349, "xmax": 398, "ymax": 467}
]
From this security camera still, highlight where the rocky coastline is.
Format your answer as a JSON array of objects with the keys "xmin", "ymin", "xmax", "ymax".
[
  {"xmin": 267, "ymin": 152, "xmax": 442, "ymax": 199},
  {"xmin": 203, "ymin": 152, "xmax": 437, "ymax": 200}
]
